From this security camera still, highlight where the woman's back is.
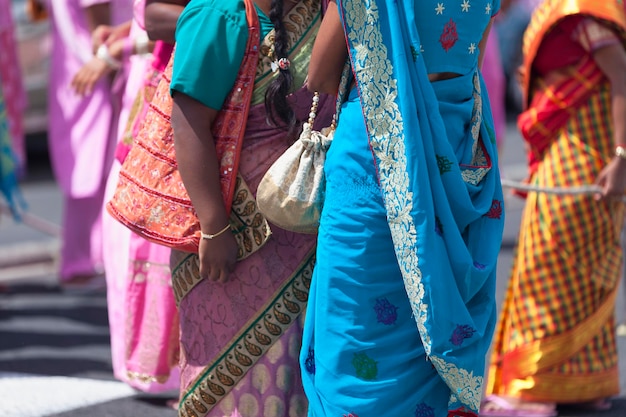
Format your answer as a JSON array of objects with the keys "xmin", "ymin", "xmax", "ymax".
[{"xmin": 414, "ymin": 0, "xmax": 499, "ymax": 75}]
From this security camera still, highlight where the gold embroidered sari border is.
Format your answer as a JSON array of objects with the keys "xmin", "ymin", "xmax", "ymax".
[
  {"xmin": 178, "ymin": 249, "xmax": 315, "ymax": 417},
  {"xmin": 171, "ymin": 254, "xmax": 201, "ymax": 305}
]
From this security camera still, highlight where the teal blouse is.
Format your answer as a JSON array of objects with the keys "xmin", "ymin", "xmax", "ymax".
[{"xmin": 170, "ymin": 0, "xmax": 273, "ymax": 110}]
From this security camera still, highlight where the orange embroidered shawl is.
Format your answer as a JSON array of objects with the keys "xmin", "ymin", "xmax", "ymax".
[{"xmin": 107, "ymin": 0, "xmax": 260, "ymax": 253}]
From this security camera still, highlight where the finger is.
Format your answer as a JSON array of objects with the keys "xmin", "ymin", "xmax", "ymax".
[
  {"xmin": 72, "ymin": 79, "xmax": 84, "ymax": 96},
  {"xmin": 207, "ymin": 265, "xmax": 224, "ymax": 282},
  {"xmin": 84, "ymin": 78, "xmax": 96, "ymax": 96},
  {"xmin": 218, "ymin": 269, "xmax": 230, "ymax": 283},
  {"xmin": 76, "ymin": 77, "xmax": 89, "ymax": 96},
  {"xmin": 70, "ymin": 80, "xmax": 79, "ymax": 94},
  {"xmin": 70, "ymin": 69, "xmax": 85, "ymax": 86},
  {"xmin": 79, "ymin": 74, "xmax": 92, "ymax": 93},
  {"xmin": 596, "ymin": 184, "xmax": 614, "ymax": 201},
  {"xmin": 593, "ymin": 185, "xmax": 606, "ymax": 201},
  {"xmin": 85, "ymin": 74, "xmax": 100, "ymax": 95},
  {"xmin": 199, "ymin": 264, "xmax": 211, "ymax": 281}
]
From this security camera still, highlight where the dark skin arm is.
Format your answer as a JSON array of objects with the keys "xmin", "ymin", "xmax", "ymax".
[
  {"xmin": 145, "ymin": 0, "xmax": 187, "ymax": 43},
  {"xmin": 500, "ymin": 0, "xmax": 513, "ymax": 14},
  {"xmin": 591, "ymin": 42, "xmax": 626, "ymax": 199},
  {"xmin": 307, "ymin": 1, "xmax": 494, "ymax": 93},
  {"xmin": 478, "ymin": 19, "xmax": 493, "ymax": 70},
  {"xmin": 171, "ymin": 93, "xmax": 238, "ymax": 283},
  {"xmin": 306, "ymin": 0, "xmax": 347, "ymax": 95}
]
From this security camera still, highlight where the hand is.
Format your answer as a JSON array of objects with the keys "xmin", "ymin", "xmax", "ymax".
[
  {"xmin": 104, "ymin": 24, "xmax": 132, "ymax": 47},
  {"xmin": 70, "ymin": 58, "xmax": 111, "ymax": 96},
  {"xmin": 91, "ymin": 25, "xmax": 114, "ymax": 53},
  {"xmin": 197, "ymin": 230, "xmax": 238, "ymax": 283},
  {"xmin": 594, "ymin": 157, "xmax": 626, "ymax": 200},
  {"xmin": 107, "ymin": 38, "xmax": 125, "ymax": 61}
]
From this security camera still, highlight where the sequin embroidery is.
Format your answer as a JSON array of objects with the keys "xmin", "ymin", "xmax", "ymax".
[
  {"xmin": 352, "ymin": 352, "xmax": 378, "ymax": 380},
  {"xmin": 439, "ymin": 18, "xmax": 459, "ymax": 51},
  {"xmin": 485, "ymin": 199, "xmax": 503, "ymax": 219},
  {"xmin": 374, "ymin": 298, "xmax": 399, "ymax": 325},
  {"xmin": 450, "ymin": 324, "xmax": 477, "ymax": 346}
]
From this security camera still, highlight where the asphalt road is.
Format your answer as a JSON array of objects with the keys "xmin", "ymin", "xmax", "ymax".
[{"xmin": 1, "ymin": 125, "xmax": 626, "ymax": 416}]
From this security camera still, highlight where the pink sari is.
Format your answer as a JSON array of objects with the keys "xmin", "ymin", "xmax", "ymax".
[
  {"xmin": 46, "ymin": 0, "xmax": 132, "ymax": 280},
  {"xmin": 103, "ymin": 0, "xmax": 179, "ymax": 392},
  {"xmin": 170, "ymin": 1, "xmax": 334, "ymax": 415},
  {"xmin": 122, "ymin": 43, "xmax": 180, "ymax": 392},
  {"xmin": 171, "ymin": 91, "xmax": 335, "ymax": 416},
  {"xmin": 482, "ymin": 29, "xmax": 506, "ymax": 148}
]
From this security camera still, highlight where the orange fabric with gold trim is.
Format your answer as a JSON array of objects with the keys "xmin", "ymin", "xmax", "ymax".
[{"xmin": 106, "ymin": 0, "xmax": 260, "ymax": 253}]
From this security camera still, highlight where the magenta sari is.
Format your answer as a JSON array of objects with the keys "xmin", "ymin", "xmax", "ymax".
[{"xmin": 103, "ymin": 0, "xmax": 180, "ymax": 391}]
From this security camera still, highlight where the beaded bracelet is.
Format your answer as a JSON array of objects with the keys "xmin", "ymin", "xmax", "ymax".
[
  {"xmin": 201, "ymin": 224, "xmax": 231, "ymax": 240},
  {"xmin": 615, "ymin": 145, "xmax": 626, "ymax": 160}
]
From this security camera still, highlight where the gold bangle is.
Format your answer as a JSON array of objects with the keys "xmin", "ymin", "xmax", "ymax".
[
  {"xmin": 616, "ymin": 145, "xmax": 626, "ymax": 160},
  {"xmin": 201, "ymin": 224, "xmax": 231, "ymax": 240}
]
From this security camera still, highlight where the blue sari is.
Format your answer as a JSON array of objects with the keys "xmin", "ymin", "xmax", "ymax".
[
  {"xmin": 300, "ymin": 0, "xmax": 504, "ymax": 416},
  {"xmin": 0, "ymin": 86, "xmax": 23, "ymax": 219}
]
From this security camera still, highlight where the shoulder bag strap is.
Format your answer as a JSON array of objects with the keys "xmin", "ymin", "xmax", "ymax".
[{"xmin": 213, "ymin": 0, "xmax": 260, "ymax": 213}]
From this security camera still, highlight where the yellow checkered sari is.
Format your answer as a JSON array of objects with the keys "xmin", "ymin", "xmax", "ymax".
[{"xmin": 487, "ymin": 0, "xmax": 626, "ymax": 403}]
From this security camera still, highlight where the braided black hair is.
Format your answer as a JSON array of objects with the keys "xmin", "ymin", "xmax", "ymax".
[{"xmin": 264, "ymin": 0, "xmax": 295, "ymax": 130}]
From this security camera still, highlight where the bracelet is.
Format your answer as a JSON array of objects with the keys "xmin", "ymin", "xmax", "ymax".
[
  {"xmin": 616, "ymin": 145, "xmax": 626, "ymax": 160},
  {"xmin": 96, "ymin": 44, "xmax": 122, "ymax": 70},
  {"xmin": 201, "ymin": 224, "xmax": 231, "ymax": 240},
  {"xmin": 134, "ymin": 33, "xmax": 150, "ymax": 55}
]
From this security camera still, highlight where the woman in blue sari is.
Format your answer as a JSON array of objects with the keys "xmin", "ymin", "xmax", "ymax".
[
  {"xmin": 300, "ymin": 1, "xmax": 504, "ymax": 416},
  {"xmin": 0, "ymin": 89, "xmax": 22, "ymax": 220}
]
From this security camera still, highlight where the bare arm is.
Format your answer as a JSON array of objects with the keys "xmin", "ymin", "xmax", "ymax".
[
  {"xmin": 307, "ymin": 0, "xmax": 348, "ymax": 94},
  {"xmin": 594, "ymin": 44, "xmax": 626, "ymax": 150},
  {"xmin": 591, "ymin": 42, "xmax": 626, "ymax": 198},
  {"xmin": 478, "ymin": 18, "xmax": 494, "ymax": 70},
  {"xmin": 71, "ymin": 21, "xmax": 144, "ymax": 96},
  {"xmin": 500, "ymin": 0, "xmax": 513, "ymax": 14},
  {"xmin": 171, "ymin": 93, "xmax": 238, "ymax": 282},
  {"xmin": 145, "ymin": 0, "xmax": 187, "ymax": 43}
]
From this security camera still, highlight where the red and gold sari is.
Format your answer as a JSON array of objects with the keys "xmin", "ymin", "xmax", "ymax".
[{"xmin": 487, "ymin": 0, "xmax": 626, "ymax": 403}]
